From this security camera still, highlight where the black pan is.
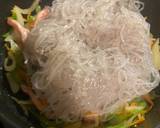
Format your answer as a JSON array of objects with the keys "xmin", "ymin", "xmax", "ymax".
[{"xmin": 0, "ymin": 0, "xmax": 160, "ymax": 128}]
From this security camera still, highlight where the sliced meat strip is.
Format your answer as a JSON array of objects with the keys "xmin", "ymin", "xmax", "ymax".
[
  {"xmin": 34, "ymin": 7, "xmax": 50, "ymax": 27},
  {"xmin": 7, "ymin": 18, "xmax": 30, "ymax": 46}
]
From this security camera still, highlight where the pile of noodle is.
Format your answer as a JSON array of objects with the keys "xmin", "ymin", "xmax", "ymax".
[{"xmin": 24, "ymin": 0, "xmax": 160, "ymax": 121}]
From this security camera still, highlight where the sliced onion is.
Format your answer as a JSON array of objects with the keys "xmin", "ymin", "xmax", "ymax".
[
  {"xmin": 4, "ymin": 52, "xmax": 16, "ymax": 72},
  {"xmin": 14, "ymin": 0, "xmax": 40, "ymax": 15}
]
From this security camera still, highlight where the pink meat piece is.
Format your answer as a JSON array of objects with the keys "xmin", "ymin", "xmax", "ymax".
[
  {"xmin": 34, "ymin": 7, "xmax": 50, "ymax": 26},
  {"xmin": 7, "ymin": 7, "xmax": 50, "ymax": 46},
  {"xmin": 7, "ymin": 18, "xmax": 30, "ymax": 46}
]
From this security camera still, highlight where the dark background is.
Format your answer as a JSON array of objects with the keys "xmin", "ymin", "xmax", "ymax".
[{"xmin": 1, "ymin": 0, "xmax": 160, "ymax": 128}]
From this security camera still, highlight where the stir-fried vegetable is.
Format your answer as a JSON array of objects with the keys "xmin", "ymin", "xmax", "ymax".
[
  {"xmin": 4, "ymin": 0, "xmax": 41, "ymax": 93},
  {"xmin": 13, "ymin": 0, "xmax": 40, "ymax": 15},
  {"xmin": 11, "ymin": 0, "xmax": 40, "ymax": 25},
  {"xmin": 3, "ymin": 32, "xmax": 24, "ymax": 93},
  {"xmin": 3, "ymin": 1, "xmax": 159, "ymax": 128},
  {"xmin": 105, "ymin": 98, "xmax": 147, "ymax": 128}
]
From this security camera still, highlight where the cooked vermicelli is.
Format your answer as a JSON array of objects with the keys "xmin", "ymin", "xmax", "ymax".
[{"xmin": 23, "ymin": 0, "xmax": 160, "ymax": 121}]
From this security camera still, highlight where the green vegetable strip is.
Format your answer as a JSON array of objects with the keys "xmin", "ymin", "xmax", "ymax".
[
  {"xmin": 6, "ymin": 73, "xmax": 20, "ymax": 93},
  {"xmin": 14, "ymin": 0, "xmax": 40, "ymax": 14}
]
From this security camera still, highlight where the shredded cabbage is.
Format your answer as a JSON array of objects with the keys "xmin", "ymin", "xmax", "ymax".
[{"xmin": 11, "ymin": 0, "xmax": 40, "ymax": 25}]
